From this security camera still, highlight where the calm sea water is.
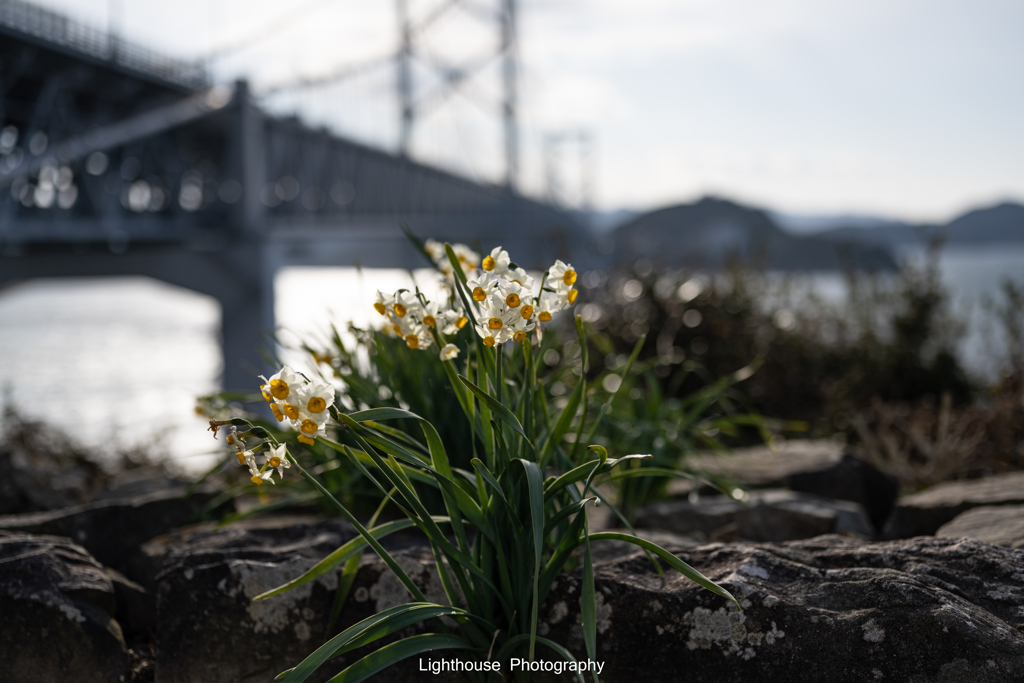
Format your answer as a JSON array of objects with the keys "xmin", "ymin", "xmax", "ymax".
[{"xmin": 1, "ymin": 246, "xmax": 1022, "ymax": 472}]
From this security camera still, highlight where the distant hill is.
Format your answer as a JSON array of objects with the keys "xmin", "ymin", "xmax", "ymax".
[
  {"xmin": 943, "ymin": 202, "xmax": 1024, "ymax": 244},
  {"xmin": 611, "ymin": 197, "xmax": 897, "ymax": 272},
  {"xmin": 813, "ymin": 201, "xmax": 1024, "ymax": 248}
]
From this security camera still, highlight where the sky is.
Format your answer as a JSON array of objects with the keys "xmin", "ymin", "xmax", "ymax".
[{"xmin": 27, "ymin": 0, "xmax": 1024, "ymax": 222}]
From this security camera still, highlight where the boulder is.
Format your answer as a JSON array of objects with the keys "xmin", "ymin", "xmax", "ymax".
[
  {"xmin": 0, "ymin": 532, "xmax": 130, "ymax": 683},
  {"xmin": 882, "ymin": 472, "xmax": 1024, "ymax": 540},
  {"xmin": 90, "ymin": 467, "xmax": 189, "ymax": 503},
  {"xmin": 676, "ymin": 441, "xmax": 898, "ymax": 530},
  {"xmin": 0, "ymin": 445, "xmax": 101, "ymax": 513},
  {"xmin": 538, "ymin": 535, "xmax": 1024, "ymax": 682},
  {"xmin": 678, "ymin": 439, "xmax": 847, "ymax": 491},
  {"xmin": 591, "ymin": 528, "xmax": 700, "ymax": 563},
  {"xmin": 151, "ymin": 515, "xmax": 459, "ymax": 683},
  {"xmin": 0, "ymin": 487, "xmax": 229, "ymax": 573},
  {"xmin": 786, "ymin": 453, "xmax": 899, "ymax": 531},
  {"xmin": 634, "ymin": 489, "xmax": 873, "ymax": 542},
  {"xmin": 937, "ymin": 505, "xmax": 1024, "ymax": 549}
]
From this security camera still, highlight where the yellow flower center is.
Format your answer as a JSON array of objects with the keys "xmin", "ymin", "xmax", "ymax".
[
  {"xmin": 269, "ymin": 379, "xmax": 289, "ymax": 399},
  {"xmin": 506, "ymin": 293, "xmax": 520, "ymax": 308},
  {"xmin": 235, "ymin": 451, "xmax": 245, "ymax": 464},
  {"xmin": 261, "ymin": 389, "xmax": 273, "ymax": 402},
  {"xmin": 298, "ymin": 435, "xmax": 315, "ymax": 445},
  {"xmin": 423, "ymin": 315, "xmax": 436, "ymax": 327},
  {"xmin": 456, "ymin": 316, "xmax": 468, "ymax": 329},
  {"xmin": 307, "ymin": 397, "xmax": 326, "ymax": 413},
  {"xmin": 282, "ymin": 404, "xmax": 299, "ymax": 420},
  {"xmin": 567, "ymin": 289, "xmax": 578, "ymax": 304},
  {"xmin": 394, "ymin": 303, "xmax": 407, "ymax": 318},
  {"xmin": 488, "ymin": 318, "xmax": 503, "ymax": 330},
  {"xmin": 251, "ymin": 475, "xmax": 263, "ymax": 485},
  {"xmin": 482, "ymin": 256, "xmax": 495, "ymax": 271},
  {"xmin": 563, "ymin": 269, "xmax": 577, "ymax": 286},
  {"xmin": 521, "ymin": 305, "xmax": 534, "ymax": 319},
  {"xmin": 300, "ymin": 419, "xmax": 318, "ymax": 435},
  {"xmin": 472, "ymin": 287, "xmax": 486, "ymax": 302},
  {"xmin": 225, "ymin": 434, "xmax": 235, "ymax": 446},
  {"xmin": 406, "ymin": 334, "xmax": 420, "ymax": 349},
  {"xmin": 373, "ymin": 302, "xmax": 386, "ymax": 315},
  {"xmin": 269, "ymin": 456, "xmax": 282, "ymax": 468},
  {"xmin": 539, "ymin": 311, "xmax": 552, "ymax": 322},
  {"xmin": 482, "ymin": 336, "xmax": 496, "ymax": 347},
  {"xmin": 393, "ymin": 324, "xmax": 403, "ymax": 335},
  {"xmin": 270, "ymin": 404, "xmax": 284, "ymax": 422},
  {"xmin": 513, "ymin": 330, "xmax": 527, "ymax": 342}
]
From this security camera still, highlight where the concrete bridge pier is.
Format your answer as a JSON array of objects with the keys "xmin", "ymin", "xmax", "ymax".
[{"xmin": 0, "ymin": 241, "xmax": 277, "ymax": 394}]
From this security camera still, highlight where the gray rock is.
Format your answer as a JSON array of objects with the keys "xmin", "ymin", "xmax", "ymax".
[
  {"xmin": 677, "ymin": 442, "xmax": 898, "ymax": 532},
  {"xmin": 786, "ymin": 453, "xmax": 899, "ymax": 532},
  {"xmin": 0, "ymin": 487, "xmax": 229, "ymax": 573},
  {"xmin": 152, "ymin": 515, "xmax": 461, "ymax": 683},
  {"xmin": 634, "ymin": 489, "xmax": 873, "ymax": 542},
  {"xmin": 0, "ymin": 532, "xmax": 130, "ymax": 683},
  {"xmin": 882, "ymin": 472, "xmax": 1024, "ymax": 539},
  {"xmin": 937, "ymin": 504, "xmax": 1024, "ymax": 549},
  {"xmin": 591, "ymin": 528, "xmax": 700, "ymax": 563},
  {"xmin": 677, "ymin": 439, "xmax": 846, "ymax": 491},
  {"xmin": 89, "ymin": 467, "xmax": 189, "ymax": 503},
  {"xmin": 538, "ymin": 535, "xmax": 1024, "ymax": 683},
  {"xmin": 0, "ymin": 445, "xmax": 101, "ymax": 513}
]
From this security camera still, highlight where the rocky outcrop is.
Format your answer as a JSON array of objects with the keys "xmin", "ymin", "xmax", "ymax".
[
  {"xmin": 540, "ymin": 535, "xmax": 1024, "ymax": 683},
  {"xmin": 882, "ymin": 472, "xmax": 1024, "ymax": 539},
  {"xmin": 0, "ymin": 532, "xmax": 130, "ymax": 683},
  {"xmin": 0, "ymin": 487, "xmax": 228, "ymax": 572},
  {"xmin": 937, "ymin": 504, "xmax": 1024, "ymax": 549},
  {"xmin": 134, "ymin": 519, "xmax": 1024, "ymax": 683},
  {"xmin": 634, "ymin": 489, "xmax": 873, "ymax": 542}
]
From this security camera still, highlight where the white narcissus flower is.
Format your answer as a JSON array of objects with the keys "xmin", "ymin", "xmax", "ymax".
[
  {"xmin": 547, "ymin": 260, "xmax": 577, "ymax": 289},
  {"xmin": 441, "ymin": 308, "xmax": 469, "ymax": 335},
  {"xmin": 402, "ymin": 324, "xmax": 433, "ymax": 351},
  {"xmin": 260, "ymin": 366, "xmax": 297, "ymax": 402},
  {"xmin": 391, "ymin": 290, "xmax": 420, "ymax": 320},
  {"xmin": 250, "ymin": 469, "xmax": 275, "ymax": 486},
  {"xmin": 374, "ymin": 290, "xmax": 394, "ymax": 316},
  {"xmin": 536, "ymin": 292, "xmax": 562, "ymax": 322},
  {"xmin": 237, "ymin": 449, "xmax": 257, "ymax": 469},
  {"xmin": 505, "ymin": 266, "xmax": 535, "ymax": 291},
  {"xmin": 298, "ymin": 380, "xmax": 335, "ymax": 425},
  {"xmin": 424, "ymin": 239, "xmax": 445, "ymax": 263},
  {"xmin": 440, "ymin": 343, "xmax": 460, "ymax": 361},
  {"xmin": 481, "ymin": 246, "xmax": 511, "ymax": 274},
  {"xmin": 265, "ymin": 443, "xmax": 290, "ymax": 478},
  {"xmin": 416, "ymin": 300, "xmax": 444, "ymax": 330},
  {"xmin": 451, "ymin": 244, "xmax": 480, "ymax": 273},
  {"xmin": 244, "ymin": 451, "xmax": 273, "ymax": 484}
]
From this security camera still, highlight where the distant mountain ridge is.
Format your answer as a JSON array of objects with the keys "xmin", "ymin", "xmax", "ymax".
[
  {"xmin": 611, "ymin": 196, "xmax": 898, "ymax": 272},
  {"xmin": 814, "ymin": 201, "xmax": 1024, "ymax": 248}
]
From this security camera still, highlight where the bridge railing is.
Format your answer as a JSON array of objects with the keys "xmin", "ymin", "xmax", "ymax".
[{"xmin": 0, "ymin": 0, "xmax": 208, "ymax": 90}]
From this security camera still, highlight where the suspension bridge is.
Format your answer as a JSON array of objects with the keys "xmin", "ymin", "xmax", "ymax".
[{"xmin": 0, "ymin": 0, "xmax": 588, "ymax": 391}]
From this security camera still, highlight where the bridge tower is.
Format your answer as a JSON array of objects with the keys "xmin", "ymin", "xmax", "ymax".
[{"xmin": 393, "ymin": 0, "xmax": 519, "ymax": 191}]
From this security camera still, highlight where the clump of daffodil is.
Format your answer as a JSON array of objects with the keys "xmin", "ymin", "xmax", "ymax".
[
  {"xmin": 259, "ymin": 365, "xmax": 336, "ymax": 447},
  {"xmin": 373, "ymin": 241, "xmax": 578, "ymax": 351}
]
